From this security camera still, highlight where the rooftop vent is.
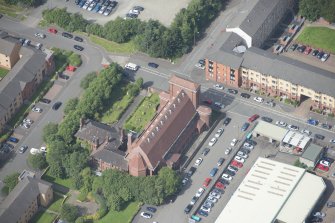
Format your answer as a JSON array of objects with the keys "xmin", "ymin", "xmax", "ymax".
[{"xmin": 233, "ymin": 45, "xmax": 247, "ymax": 54}]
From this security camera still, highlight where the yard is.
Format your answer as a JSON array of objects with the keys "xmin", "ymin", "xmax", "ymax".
[
  {"xmin": 95, "ymin": 201, "xmax": 140, "ymax": 223},
  {"xmin": 0, "ymin": 67, "xmax": 9, "ymax": 79},
  {"xmin": 124, "ymin": 93, "xmax": 160, "ymax": 133},
  {"xmin": 42, "ymin": 169, "xmax": 73, "ymax": 189},
  {"xmin": 296, "ymin": 27, "xmax": 335, "ymax": 54},
  {"xmin": 31, "ymin": 210, "xmax": 57, "ymax": 223}
]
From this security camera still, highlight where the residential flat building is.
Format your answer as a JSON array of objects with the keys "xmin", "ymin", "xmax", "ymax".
[{"xmin": 0, "ymin": 38, "xmax": 21, "ymax": 69}]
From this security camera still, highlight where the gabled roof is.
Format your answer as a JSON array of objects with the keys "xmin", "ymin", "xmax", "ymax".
[
  {"xmin": 0, "ymin": 176, "xmax": 52, "ymax": 222},
  {"xmin": 134, "ymin": 90, "xmax": 197, "ymax": 170},
  {"xmin": 169, "ymin": 75, "xmax": 200, "ymax": 92},
  {"xmin": 0, "ymin": 38, "xmax": 17, "ymax": 56},
  {"xmin": 92, "ymin": 148, "xmax": 128, "ymax": 171},
  {"xmin": 301, "ymin": 144, "xmax": 323, "ymax": 162}
]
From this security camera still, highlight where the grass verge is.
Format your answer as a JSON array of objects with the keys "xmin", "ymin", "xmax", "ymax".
[
  {"xmin": 95, "ymin": 201, "xmax": 140, "ymax": 223},
  {"xmin": 30, "ymin": 210, "xmax": 57, "ymax": 223},
  {"xmin": 90, "ymin": 35, "xmax": 138, "ymax": 54},
  {"xmin": 0, "ymin": 0, "xmax": 25, "ymax": 19},
  {"xmin": 42, "ymin": 169, "xmax": 73, "ymax": 189},
  {"xmin": 296, "ymin": 27, "xmax": 335, "ymax": 54},
  {"xmin": 0, "ymin": 67, "xmax": 9, "ymax": 79},
  {"xmin": 48, "ymin": 193, "xmax": 64, "ymax": 213},
  {"xmin": 124, "ymin": 93, "xmax": 160, "ymax": 133}
]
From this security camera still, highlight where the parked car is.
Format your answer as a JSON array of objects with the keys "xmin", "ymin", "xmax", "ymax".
[
  {"xmin": 190, "ymin": 196, "xmax": 199, "ymax": 205},
  {"xmin": 253, "ymin": 96, "xmax": 264, "ymax": 103},
  {"xmin": 208, "ymin": 137, "xmax": 217, "ymax": 146},
  {"xmin": 307, "ymin": 119, "xmax": 319, "ymax": 126},
  {"xmin": 210, "ymin": 168, "xmax": 218, "ymax": 177},
  {"xmin": 241, "ymin": 122, "xmax": 250, "ymax": 131},
  {"xmin": 321, "ymin": 53, "xmax": 330, "ymax": 62},
  {"xmin": 228, "ymin": 89, "xmax": 238, "ymax": 94},
  {"xmin": 321, "ymin": 123, "xmax": 332, "ymax": 129},
  {"xmin": 300, "ymin": 129, "xmax": 311, "ymax": 136},
  {"xmin": 231, "ymin": 160, "xmax": 243, "ymax": 168},
  {"xmin": 198, "ymin": 209, "xmax": 208, "ymax": 217},
  {"xmin": 225, "ymin": 147, "xmax": 232, "ymax": 155},
  {"xmin": 203, "ymin": 178, "xmax": 212, "ymax": 187},
  {"xmin": 8, "ymin": 137, "xmax": 19, "ymax": 143},
  {"xmin": 146, "ymin": 207, "xmax": 157, "ymax": 213},
  {"xmin": 224, "ymin": 169, "xmax": 235, "ymax": 176},
  {"xmin": 184, "ymin": 204, "xmax": 193, "ymax": 214},
  {"xmin": 264, "ymin": 101, "xmax": 275, "ymax": 107},
  {"xmin": 52, "ymin": 101, "xmax": 62, "ymax": 110},
  {"xmin": 288, "ymin": 124, "xmax": 299, "ymax": 131},
  {"xmin": 248, "ymin": 114, "xmax": 259, "ymax": 122},
  {"xmin": 140, "ymin": 212, "xmax": 152, "ymax": 219},
  {"xmin": 200, "ymin": 205, "xmax": 211, "ymax": 213},
  {"xmin": 312, "ymin": 49, "xmax": 319, "ymax": 56},
  {"xmin": 74, "ymin": 36, "xmax": 83, "ymax": 42},
  {"xmin": 304, "ymin": 47, "xmax": 312, "ymax": 55},
  {"xmin": 297, "ymin": 45, "xmax": 306, "ymax": 53},
  {"xmin": 221, "ymin": 173, "xmax": 233, "ymax": 181},
  {"xmin": 209, "ymin": 191, "xmax": 221, "ymax": 199},
  {"xmin": 18, "ymin": 145, "xmax": 28, "ymax": 154},
  {"xmin": 316, "ymin": 51, "xmax": 324, "ymax": 59},
  {"xmin": 202, "ymin": 148, "xmax": 210, "ymax": 156},
  {"xmin": 290, "ymin": 43, "xmax": 298, "ymax": 51},
  {"xmin": 213, "ymin": 84, "xmax": 224, "ymax": 90},
  {"xmin": 230, "ymin": 138, "xmax": 238, "ymax": 146},
  {"xmin": 320, "ymin": 160, "xmax": 331, "ymax": 167},
  {"xmin": 195, "ymin": 187, "xmax": 205, "ymax": 197},
  {"xmin": 243, "ymin": 142, "xmax": 254, "ymax": 150},
  {"xmin": 314, "ymin": 134, "xmax": 325, "ymax": 140},
  {"xmin": 261, "ymin": 116, "xmax": 273, "ymax": 123},
  {"xmin": 207, "ymin": 196, "xmax": 218, "ymax": 203},
  {"xmin": 74, "ymin": 45, "xmax": 84, "ymax": 51},
  {"xmin": 32, "ymin": 107, "xmax": 42, "ymax": 113},
  {"xmin": 148, "ymin": 62, "xmax": 159, "ymax": 68},
  {"xmin": 327, "ymin": 201, "xmax": 335, "ymax": 208},
  {"xmin": 40, "ymin": 98, "xmax": 51, "ymax": 104},
  {"xmin": 21, "ymin": 122, "xmax": 30, "ymax": 129},
  {"xmin": 223, "ymin": 117, "xmax": 231, "ymax": 126},
  {"xmin": 48, "ymin": 28, "xmax": 57, "ymax": 34},
  {"xmin": 195, "ymin": 158, "xmax": 203, "ymax": 166},
  {"xmin": 182, "ymin": 177, "xmax": 189, "ymax": 186},
  {"xmin": 215, "ymin": 128, "xmax": 224, "ymax": 137},
  {"xmin": 322, "ymin": 157, "xmax": 334, "ymax": 164},
  {"xmin": 234, "ymin": 156, "xmax": 245, "ymax": 163},
  {"xmin": 237, "ymin": 151, "xmax": 248, "ymax": 159},
  {"xmin": 228, "ymin": 165, "xmax": 238, "ymax": 173},
  {"xmin": 34, "ymin": 32, "xmax": 46, "ymax": 39},
  {"xmin": 187, "ymin": 167, "xmax": 196, "ymax": 177},
  {"xmin": 215, "ymin": 181, "xmax": 225, "ymax": 190},
  {"xmin": 316, "ymin": 164, "xmax": 329, "ymax": 172},
  {"xmin": 217, "ymin": 157, "xmax": 224, "ymax": 166},
  {"xmin": 133, "ymin": 5, "xmax": 144, "ymax": 11},
  {"xmin": 214, "ymin": 102, "xmax": 225, "ymax": 109},
  {"xmin": 30, "ymin": 148, "xmax": 40, "ymax": 155},
  {"xmin": 62, "ymin": 32, "xmax": 73, "ymax": 39},
  {"xmin": 240, "ymin": 93, "xmax": 250, "ymax": 98},
  {"xmin": 58, "ymin": 73, "xmax": 70, "ymax": 80},
  {"xmin": 276, "ymin": 121, "xmax": 287, "ymax": 127}
]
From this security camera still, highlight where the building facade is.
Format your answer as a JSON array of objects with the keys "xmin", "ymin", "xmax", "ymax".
[{"xmin": 0, "ymin": 38, "xmax": 21, "ymax": 69}]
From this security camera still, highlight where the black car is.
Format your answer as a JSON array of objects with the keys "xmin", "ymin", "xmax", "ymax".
[
  {"xmin": 40, "ymin": 98, "xmax": 51, "ymax": 104},
  {"xmin": 228, "ymin": 89, "xmax": 238, "ymax": 94},
  {"xmin": 58, "ymin": 73, "xmax": 70, "ymax": 80},
  {"xmin": 0, "ymin": 14, "xmax": 3, "ymax": 19},
  {"xmin": 310, "ymin": 217, "xmax": 322, "ymax": 222},
  {"xmin": 148, "ymin": 62, "xmax": 159, "ymax": 68},
  {"xmin": 202, "ymin": 148, "xmax": 210, "ymax": 156},
  {"xmin": 245, "ymin": 139, "xmax": 257, "ymax": 146},
  {"xmin": 187, "ymin": 167, "xmax": 196, "ymax": 177},
  {"xmin": 290, "ymin": 43, "xmax": 298, "ymax": 51},
  {"xmin": 217, "ymin": 157, "xmax": 225, "ymax": 166},
  {"xmin": 321, "ymin": 123, "xmax": 332, "ymax": 129},
  {"xmin": 110, "ymin": 1, "xmax": 118, "ymax": 8},
  {"xmin": 297, "ymin": 45, "xmax": 306, "ymax": 53},
  {"xmin": 198, "ymin": 209, "xmax": 208, "ymax": 217},
  {"xmin": 184, "ymin": 204, "xmax": 193, "ymax": 214},
  {"xmin": 316, "ymin": 51, "xmax": 324, "ymax": 59},
  {"xmin": 74, "ymin": 36, "xmax": 83, "ymax": 42},
  {"xmin": 75, "ymin": 0, "xmax": 80, "ymax": 4},
  {"xmin": 241, "ymin": 93, "xmax": 250, "ymax": 98},
  {"xmin": 224, "ymin": 169, "xmax": 235, "ymax": 176},
  {"xmin": 322, "ymin": 157, "xmax": 335, "ymax": 163},
  {"xmin": 223, "ymin": 117, "xmax": 231, "ymax": 126},
  {"xmin": 126, "ymin": 13, "xmax": 137, "ymax": 18},
  {"xmin": 62, "ymin": 32, "xmax": 73, "ymax": 39},
  {"xmin": 240, "ymin": 148, "xmax": 250, "ymax": 154},
  {"xmin": 314, "ymin": 134, "xmax": 325, "ymax": 140},
  {"xmin": 19, "ymin": 145, "xmax": 28, "ymax": 154},
  {"xmin": 74, "ymin": 45, "xmax": 84, "ymax": 51},
  {"xmin": 312, "ymin": 49, "xmax": 319, "ymax": 56},
  {"xmin": 52, "ymin": 101, "xmax": 62, "ymax": 110},
  {"xmin": 133, "ymin": 5, "xmax": 144, "ymax": 11},
  {"xmin": 261, "ymin": 116, "xmax": 273, "ymax": 123},
  {"xmin": 146, "ymin": 206, "xmax": 157, "ymax": 213},
  {"xmin": 228, "ymin": 165, "xmax": 238, "ymax": 172},
  {"xmin": 218, "ymin": 178, "xmax": 230, "ymax": 186}
]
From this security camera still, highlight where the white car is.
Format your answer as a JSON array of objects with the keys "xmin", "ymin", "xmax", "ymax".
[
  {"xmin": 32, "ymin": 107, "xmax": 42, "ymax": 113},
  {"xmin": 215, "ymin": 128, "xmax": 224, "ymax": 138},
  {"xmin": 221, "ymin": 173, "xmax": 233, "ymax": 181},
  {"xmin": 30, "ymin": 148, "xmax": 40, "ymax": 155},
  {"xmin": 129, "ymin": 9, "xmax": 140, "ymax": 15},
  {"xmin": 213, "ymin": 84, "xmax": 224, "ymax": 90},
  {"xmin": 82, "ymin": 1, "xmax": 91, "ymax": 9},
  {"xmin": 225, "ymin": 147, "xmax": 232, "ymax": 155},
  {"xmin": 276, "ymin": 121, "xmax": 287, "ymax": 127},
  {"xmin": 288, "ymin": 124, "xmax": 299, "ymax": 131},
  {"xmin": 21, "ymin": 123, "xmax": 30, "ymax": 129},
  {"xmin": 237, "ymin": 151, "xmax": 248, "ymax": 159},
  {"xmin": 300, "ymin": 129, "xmax": 311, "ymax": 136},
  {"xmin": 34, "ymin": 33, "xmax": 45, "ymax": 39},
  {"xmin": 40, "ymin": 146, "xmax": 47, "ymax": 153},
  {"xmin": 234, "ymin": 156, "xmax": 245, "ymax": 163},
  {"xmin": 195, "ymin": 63, "xmax": 205, "ymax": 69},
  {"xmin": 253, "ymin": 96, "xmax": 264, "ymax": 103},
  {"xmin": 208, "ymin": 137, "xmax": 217, "ymax": 146},
  {"xmin": 200, "ymin": 205, "xmax": 211, "ymax": 213},
  {"xmin": 321, "ymin": 53, "xmax": 329, "ymax": 62},
  {"xmin": 230, "ymin": 138, "xmax": 238, "ymax": 147},
  {"xmin": 320, "ymin": 160, "xmax": 330, "ymax": 167},
  {"xmin": 195, "ymin": 187, "xmax": 205, "ymax": 197},
  {"xmin": 207, "ymin": 196, "xmax": 218, "ymax": 203},
  {"xmin": 313, "ymin": 212, "xmax": 326, "ymax": 218},
  {"xmin": 23, "ymin": 118, "xmax": 33, "ymax": 125},
  {"xmin": 227, "ymin": 165, "xmax": 238, "ymax": 173},
  {"xmin": 98, "ymin": 5, "xmax": 106, "ymax": 14},
  {"xmin": 330, "ymin": 139, "xmax": 335, "ymax": 144},
  {"xmin": 243, "ymin": 142, "xmax": 254, "ymax": 150},
  {"xmin": 195, "ymin": 158, "xmax": 203, "ymax": 166},
  {"xmin": 214, "ymin": 102, "xmax": 225, "ymax": 109},
  {"xmin": 140, "ymin": 212, "xmax": 152, "ymax": 219},
  {"xmin": 209, "ymin": 192, "xmax": 221, "ymax": 199}
]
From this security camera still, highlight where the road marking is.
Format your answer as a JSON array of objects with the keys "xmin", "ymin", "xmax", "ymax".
[{"xmin": 140, "ymin": 67, "xmax": 170, "ymax": 79}]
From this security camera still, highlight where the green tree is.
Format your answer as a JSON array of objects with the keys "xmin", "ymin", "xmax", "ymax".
[
  {"xmin": 108, "ymin": 193, "xmax": 123, "ymax": 211},
  {"xmin": 299, "ymin": 0, "xmax": 321, "ymax": 21},
  {"xmin": 46, "ymin": 139, "xmax": 67, "ymax": 178},
  {"xmin": 320, "ymin": 0, "xmax": 335, "ymax": 22},
  {"xmin": 86, "ymin": 23, "xmax": 105, "ymax": 37},
  {"xmin": 28, "ymin": 153, "xmax": 48, "ymax": 170},
  {"xmin": 158, "ymin": 167, "xmax": 181, "ymax": 196},
  {"xmin": 61, "ymin": 203, "xmax": 79, "ymax": 223},
  {"xmin": 64, "ymin": 98, "xmax": 79, "ymax": 115},
  {"xmin": 68, "ymin": 53, "xmax": 82, "ymax": 67},
  {"xmin": 3, "ymin": 172, "xmax": 20, "ymax": 193},
  {"xmin": 42, "ymin": 123, "xmax": 58, "ymax": 144},
  {"xmin": 80, "ymin": 72, "xmax": 97, "ymax": 89}
]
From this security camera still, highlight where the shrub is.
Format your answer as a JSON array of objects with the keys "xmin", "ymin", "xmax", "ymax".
[{"xmin": 68, "ymin": 54, "xmax": 82, "ymax": 67}]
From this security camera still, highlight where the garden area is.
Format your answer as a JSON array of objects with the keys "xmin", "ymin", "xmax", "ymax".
[
  {"xmin": 124, "ymin": 93, "xmax": 160, "ymax": 133},
  {"xmin": 42, "ymin": 168, "xmax": 73, "ymax": 190},
  {"xmin": 31, "ymin": 210, "xmax": 57, "ymax": 223},
  {"xmin": 90, "ymin": 35, "xmax": 138, "ymax": 54},
  {"xmin": 297, "ymin": 27, "xmax": 335, "ymax": 54},
  {"xmin": 95, "ymin": 201, "xmax": 140, "ymax": 223},
  {"xmin": 0, "ymin": 67, "xmax": 9, "ymax": 79}
]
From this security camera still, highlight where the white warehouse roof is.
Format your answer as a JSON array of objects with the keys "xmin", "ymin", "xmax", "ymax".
[
  {"xmin": 252, "ymin": 121, "xmax": 288, "ymax": 141},
  {"xmin": 282, "ymin": 131, "xmax": 311, "ymax": 149},
  {"xmin": 215, "ymin": 157, "xmax": 325, "ymax": 223}
]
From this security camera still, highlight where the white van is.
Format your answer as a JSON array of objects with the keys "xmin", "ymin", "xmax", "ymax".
[{"xmin": 125, "ymin": 62, "xmax": 139, "ymax": 71}]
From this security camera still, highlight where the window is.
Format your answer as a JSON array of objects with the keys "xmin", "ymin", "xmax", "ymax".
[{"xmin": 230, "ymin": 69, "xmax": 235, "ymax": 81}]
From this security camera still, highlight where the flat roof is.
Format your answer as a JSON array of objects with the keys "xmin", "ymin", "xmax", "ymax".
[
  {"xmin": 215, "ymin": 158, "xmax": 325, "ymax": 223},
  {"xmin": 301, "ymin": 144, "xmax": 323, "ymax": 162},
  {"xmin": 282, "ymin": 131, "xmax": 311, "ymax": 149},
  {"xmin": 253, "ymin": 121, "xmax": 288, "ymax": 141}
]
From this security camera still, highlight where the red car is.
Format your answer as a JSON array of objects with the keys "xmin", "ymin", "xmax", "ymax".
[
  {"xmin": 316, "ymin": 164, "xmax": 329, "ymax": 172},
  {"xmin": 48, "ymin": 28, "xmax": 57, "ymax": 34},
  {"xmin": 215, "ymin": 181, "xmax": 225, "ymax": 190},
  {"xmin": 248, "ymin": 114, "xmax": 259, "ymax": 122},
  {"xmin": 203, "ymin": 178, "xmax": 212, "ymax": 187},
  {"xmin": 231, "ymin": 160, "xmax": 243, "ymax": 168},
  {"xmin": 304, "ymin": 47, "xmax": 312, "ymax": 55}
]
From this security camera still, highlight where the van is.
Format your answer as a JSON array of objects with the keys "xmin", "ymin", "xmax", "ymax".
[
  {"xmin": 125, "ymin": 62, "xmax": 139, "ymax": 71},
  {"xmin": 191, "ymin": 215, "xmax": 201, "ymax": 222}
]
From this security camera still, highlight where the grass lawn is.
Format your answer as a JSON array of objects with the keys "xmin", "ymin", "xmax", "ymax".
[
  {"xmin": 42, "ymin": 169, "xmax": 73, "ymax": 189},
  {"xmin": 90, "ymin": 35, "xmax": 138, "ymax": 54},
  {"xmin": 48, "ymin": 193, "xmax": 64, "ymax": 213},
  {"xmin": 124, "ymin": 93, "xmax": 160, "ymax": 133},
  {"xmin": 0, "ymin": 0, "xmax": 26, "ymax": 19},
  {"xmin": 31, "ymin": 210, "xmax": 57, "ymax": 223},
  {"xmin": 0, "ymin": 67, "xmax": 9, "ymax": 79},
  {"xmin": 296, "ymin": 27, "xmax": 335, "ymax": 54},
  {"xmin": 95, "ymin": 201, "xmax": 140, "ymax": 223}
]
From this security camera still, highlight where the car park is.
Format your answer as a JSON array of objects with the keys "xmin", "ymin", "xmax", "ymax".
[
  {"xmin": 190, "ymin": 196, "xmax": 199, "ymax": 205},
  {"xmin": 187, "ymin": 167, "xmax": 196, "ymax": 177},
  {"xmin": 248, "ymin": 114, "xmax": 259, "ymax": 122},
  {"xmin": 237, "ymin": 151, "xmax": 248, "ymax": 159},
  {"xmin": 195, "ymin": 188, "xmax": 205, "ymax": 197},
  {"xmin": 208, "ymin": 137, "xmax": 217, "ymax": 146},
  {"xmin": 276, "ymin": 121, "xmax": 287, "ymax": 127},
  {"xmin": 314, "ymin": 134, "xmax": 325, "ymax": 140},
  {"xmin": 215, "ymin": 128, "xmax": 224, "ymax": 137},
  {"xmin": 234, "ymin": 156, "xmax": 245, "ymax": 163},
  {"xmin": 230, "ymin": 138, "xmax": 238, "ymax": 146},
  {"xmin": 148, "ymin": 62, "xmax": 159, "ymax": 68},
  {"xmin": 261, "ymin": 116, "xmax": 273, "ymax": 123},
  {"xmin": 184, "ymin": 204, "xmax": 193, "ymax": 214},
  {"xmin": 288, "ymin": 124, "xmax": 299, "ymax": 131},
  {"xmin": 316, "ymin": 164, "xmax": 329, "ymax": 172},
  {"xmin": 48, "ymin": 28, "xmax": 57, "ymax": 34},
  {"xmin": 195, "ymin": 158, "xmax": 203, "ymax": 166},
  {"xmin": 52, "ymin": 101, "xmax": 62, "ymax": 110},
  {"xmin": 225, "ymin": 147, "xmax": 232, "ymax": 155},
  {"xmin": 307, "ymin": 119, "xmax": 318, "ymax": 126},
  {"xmin": 32, "ymin": 107, "xmax": 42, "ymax": 113},
  {"xmin": 241, "ymin": 122, "xmax": 250, "ymax": 131},
  {"xmin": 74, "ymin": 36, "xmax": 83, "ymax": 42},
  {"xmin": 18, "ymin": 145, "xmax": 28, "ymax": 154},
  {"xmin": 253, "ymin": 96, "xmax": 264, "ymax": 103},
  {"xmin": 321, "ymin": 53, "xmax": 329, "ymax": 62},
  {"xmin": 202, "ymin": 148, "xmax": 210, "ymax": 156},
  {"xmin": 217, "ymin": 157, "xmax": 224, "ymax": 166},
  {"xmin": 34, "ymin": 33, "xmax": 46, "ymax": 39},
  {"xmin": 223, "ymin": 117, "xmax": 231, "ymax": 126},
  {"xmin": 300, "ymin": 129, "xmax": 311, "ymax": 136},
  {"xmin": 203, "ymin": 178, "xmax": 212, "ymax": 187},
  {"xmin": 240, "ymin": 93, "xmax": 250, "ymax": 98},
  {"xmin": 210, "ymin": 167, "xmax": 218, "ymax": 177},
  {"xmin": 146, "ymin": 207, "xmax": 156, "ymax": 213},
  {"xmin": 213, "ymin": 84, "xmax": 224, "ymax": 90},
  {"xmin": 221, "ymin": 173, "xmax": 233, "ymax": 181},
  {"xmin": 228, "ymin": 89, "xmax": 238, "ymax": 94},
  {"xmin": 74, "ymin": 45, "xmax": 84, "ymax": 51},
  {"xmin": 8, "ymin": 137, "xmax": 19, "ymax": 143}
]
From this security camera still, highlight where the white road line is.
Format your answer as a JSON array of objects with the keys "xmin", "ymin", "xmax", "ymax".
[{"xmin": 139, "ymin": 67, "xmax": 170, "ymax": 79}]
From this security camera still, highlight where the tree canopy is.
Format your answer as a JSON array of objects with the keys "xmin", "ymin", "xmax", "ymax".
[{"xmin": 299, "ymin": 0, "xmax": 335, "ymax": 22}]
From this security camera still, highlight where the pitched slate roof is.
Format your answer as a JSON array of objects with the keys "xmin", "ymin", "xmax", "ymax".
[
  {"xmin": 0, "ymin": 38, "xmax": 17, "ymax": 56},
  {"xmin": 92, "ymin": 148, "xmax": 128, "ymax": 171}
]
